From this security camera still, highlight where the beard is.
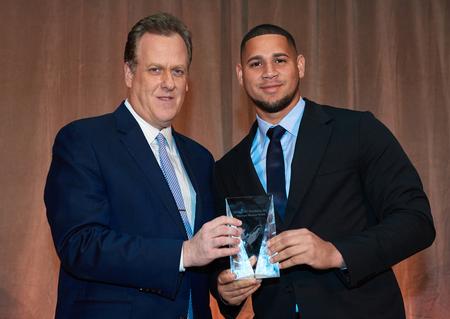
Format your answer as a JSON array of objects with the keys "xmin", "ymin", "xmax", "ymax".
[{"xmin": 248, "ymin": 83, "xmax": 300, "ymax": 114}]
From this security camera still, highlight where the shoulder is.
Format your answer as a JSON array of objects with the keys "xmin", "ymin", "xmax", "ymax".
[
  {"xmin": 305, "ymin": 98, "xmax": 368, "ymax": 122},
  {"xmin": 304, "ymin": 98, "xmax": 387, "ymax": 135},
  {"xmin": 174, "ymin": 131, "xmax": 214, "ymax": 163},
  {"xmin": 57, "ymin": 112, "xmax": 115, "ymax": 140},
  {"xmin": 215, "ymin": 126, "xmax": 255, "ymax": 175},
  {"xmin": 216, "ymin": 143, "xmax": 241, "ymax": 168},
  {"xmin": 51, "ymin": 111, "xmax": 120, "ymax": 160}
]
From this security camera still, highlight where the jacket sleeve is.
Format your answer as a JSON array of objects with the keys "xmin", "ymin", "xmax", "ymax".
[
  {"xmin": 44, "ymin": 123, "xmax": 183, "ymax": 298},
  {"xmin": 333, "ymin": 112, "xmax": 435, "ymax": 287}
]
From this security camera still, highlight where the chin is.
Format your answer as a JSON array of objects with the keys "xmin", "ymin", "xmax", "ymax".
[{"xmin": 159, "ymin": 111, "xmax": 180, "ymax": 123}]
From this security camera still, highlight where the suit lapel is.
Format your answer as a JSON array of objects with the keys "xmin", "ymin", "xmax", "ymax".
[
  {"xmin": 233, "ymin": 123, "xmax": 267, "ymax": 197},
  {"xmin": 227, "ymin": 123, "xmax": 290, "ymax": 228},
  {"xmin": 284, "ymin": 99, "xmax": 333, "ymax": 226},
  {"xmin": 114, "ymin": 104, "xmax": 188, "ymax": 237},
  {"xmin": 231, "ymin": 103, "xmax": 333, "ymax": 228}
]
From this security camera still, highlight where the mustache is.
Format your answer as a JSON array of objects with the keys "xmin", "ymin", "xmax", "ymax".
[
  {"xmin": 249, "ymin": 85, "xmax": 299, "ymax": 114},
  {"xmin": 259, "ymin": 81, "xmax": 283, "ymax": 87}
]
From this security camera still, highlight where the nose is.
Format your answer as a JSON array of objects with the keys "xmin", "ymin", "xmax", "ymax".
[
  {"xmin": 161, "ymin": 70, "xmax": 175, "ymax": 90},
  {"xmin": 262, "ymin": 63, "xmax": 278, "ymax": 79}
]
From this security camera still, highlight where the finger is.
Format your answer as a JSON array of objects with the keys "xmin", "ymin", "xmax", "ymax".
[
  {"xmin": 270, "ymin": 228, "xmax": 310, "ymax": 244},
  {"xmin": 268, "ymin": 229, "xmax": 306, "ymax": 253},
  {"xmin": 218, "ymin": 269, "xmax": 236, "ymax": 284},
  {"xmin": 271, "ymin": 245, "xmax": 304, "ymax": 264},
  {"xmin": 209, "ymin": 224, "xmax": 242, "ymax": 238},
  {"xmin": 218, "ymin": 279, "xmax": 261, "ymax": 297},
  {"xmin": 227, "ymin": 283, "xmax": 261, "ymax": 305},
  {"xmin": 212, "ymin": 246, "xmax": 241, "ymax": 259},
  {"xmin": 267, "ymin": 231, "xmax": 291, "ymax": 252},
  {"xmin": 221, "ymin": 278, "xmax": 260, "ymax": 292},
  {"xmin": 279, "ymin": 255, "xmax": 303, "ymax": 269},
  {"xmin": 208, "ymin": 216, "xmax": 242, "ymax": 228},
  {"xmin": 211, "ymin": 236, "xmax": 240, "ymax": 248},
  {"xmin": 223, "ymin": 281, "xmax": 260, "ymax": 298},
  {"xmin": 218, "ymin": 271, "xmax": 260, "ymax": 289}
]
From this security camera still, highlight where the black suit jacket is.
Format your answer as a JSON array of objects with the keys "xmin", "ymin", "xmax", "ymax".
[
  {"xmin": 45, "ymin": 103, "xmax": 214, "ymax": 319},
  {"xmin": 214, "ymin": 99, "xmax": 435, "ymax": 319}
]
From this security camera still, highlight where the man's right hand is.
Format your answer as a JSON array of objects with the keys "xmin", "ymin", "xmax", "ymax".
[
  {"xmin": 217, "ymin": 257, "xmax": 261, "ymax": 306},
  {"xmin": 217, "ymin": 269, "xmax": 261, "ymax": 306},
  {"xmin": 183, "ymin": 216, "xmax": 242, "ymax": 267}
]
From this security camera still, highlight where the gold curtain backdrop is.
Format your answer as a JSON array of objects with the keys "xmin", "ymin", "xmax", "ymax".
[{"xmin": 0, "ymin": 0, "xmax": 449, "ymax": 318}]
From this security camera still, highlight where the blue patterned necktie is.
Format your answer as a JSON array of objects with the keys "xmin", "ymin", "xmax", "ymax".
[
  {"xmin": 156, "ymin": 133, "xmax": 193, "ymax": 319},
  {"xmin": 266, "ymin": 126, "xmax": 287, "ymax": 220}
]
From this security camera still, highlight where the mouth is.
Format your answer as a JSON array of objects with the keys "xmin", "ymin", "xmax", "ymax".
[
  {"xmin": 157, "ymin": 96, "xmax": 174, "ymax": 101},
  {"xmin": 259, "ymin": 83, "xmax": 283, "ymax": 94}
]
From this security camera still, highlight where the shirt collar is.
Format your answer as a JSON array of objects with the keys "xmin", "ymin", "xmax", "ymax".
[
  {"xmin": 124, "ymin": 99, "xmax": 175, "ymax": 151},
  {"xmin": 255, "ymin": 97, "xmax": 305, "ymax": 142}
]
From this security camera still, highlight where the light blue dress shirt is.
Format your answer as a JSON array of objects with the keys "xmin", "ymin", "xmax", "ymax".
[{"xmin": 250, "ymin": 98, "xmax": 305, "ymax": 197}]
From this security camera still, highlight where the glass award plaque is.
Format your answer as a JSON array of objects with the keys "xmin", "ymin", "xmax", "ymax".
[{"xmin": 226, "ymin": 195, "xmax": 280, "ymax": 280}]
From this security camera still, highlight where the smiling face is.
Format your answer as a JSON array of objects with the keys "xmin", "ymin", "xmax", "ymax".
[
  {"xmin": 237, "ymin": 34, "xmax": 305, "ymax": 124},
  {"xmin": 124, "ymin": 32, "xmax": 189, "ymax": 129}
]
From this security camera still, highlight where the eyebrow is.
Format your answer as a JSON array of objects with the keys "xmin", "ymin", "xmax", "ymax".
[
  {"xmin": 145, "ymin": 63, "xmax": 187, "ymax": 69},
  {"xmin": 246, "ymin": 52, "xmax": 290, "ymax": 64}
]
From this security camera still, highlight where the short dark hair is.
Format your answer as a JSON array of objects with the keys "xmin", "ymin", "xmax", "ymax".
[
  {"xmin": 124, "ymin": 12, "xmax": 192, "ymax": 71},
  {"xmin": 240, "ymin": 24, "xmax": 297, "ymax": 57}
]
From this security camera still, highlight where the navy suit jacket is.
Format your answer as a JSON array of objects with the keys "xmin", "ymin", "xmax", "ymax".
[
  {"xmin": 213, "ymin": 99, "xmax": 435, "ymax": 319},
  {"xmin": 45, "ymin": 103, "xmax": 214, "ymax": 319}
]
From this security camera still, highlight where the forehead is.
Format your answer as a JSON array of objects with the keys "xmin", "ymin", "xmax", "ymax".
[
  {"xmin": 242, "ymin": 34, "xmax": 295, "ymax": 61},
  {"xmin": 135, "ymin": 33, "xmax": 188, "ymax": 65}
]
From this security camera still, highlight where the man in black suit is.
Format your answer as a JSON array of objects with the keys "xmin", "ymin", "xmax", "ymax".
[
  {"xmin": 213, "ymin": 24, "xmax": 435, "ymax": 318},
  {"xmin": 44, "ymin": 13, "xmax": 241, "ymax": 319}
]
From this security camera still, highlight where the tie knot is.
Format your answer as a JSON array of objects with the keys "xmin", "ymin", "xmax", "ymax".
[{"xmin": 267, "ymin": 125, "xmax": 286, "ymax": 142}]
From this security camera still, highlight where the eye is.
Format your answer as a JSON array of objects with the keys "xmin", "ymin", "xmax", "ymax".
[
  {"xmin": 147, "ymin": 67, "xmax": 161, "ymax": 74},
  {"xmin": 274, "ymin": 58, "xmax": 287, "ymax": 64},
  {"xmin": 172, "ymin": 68, "xmax": 186, "ymax": 77},
  {"xmin": 248, "ymin": 60, "xmax": 262, "ymax": 68}
]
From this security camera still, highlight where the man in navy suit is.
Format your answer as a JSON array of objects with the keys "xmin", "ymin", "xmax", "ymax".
[
  {"xmin": 45, "ymin": 13, "xmax": 241, "ymax": 319},
  {"xmin": 212, "ymin": 24, "xmax": 435, "ymax": 318}
]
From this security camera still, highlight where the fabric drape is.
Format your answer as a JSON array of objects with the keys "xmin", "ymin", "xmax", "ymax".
[{"xmin": 0, "ymin": 1, "xmax": 448, "ymax": 318}]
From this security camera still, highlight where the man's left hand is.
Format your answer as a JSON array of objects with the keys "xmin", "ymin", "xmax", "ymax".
[{"xmin": 268, "ymin": 228, "xmax": 344, "ymax": 270}]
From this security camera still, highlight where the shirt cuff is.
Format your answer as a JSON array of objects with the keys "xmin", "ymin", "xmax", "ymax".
[{"xmin": 179, "ymin": 246, "xmax": 185, "ymax": 272}]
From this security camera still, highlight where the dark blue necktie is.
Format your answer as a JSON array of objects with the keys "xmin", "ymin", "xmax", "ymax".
[{"xmin": 266, "ymin": 125, "xmax": 287, "ymax": 219}]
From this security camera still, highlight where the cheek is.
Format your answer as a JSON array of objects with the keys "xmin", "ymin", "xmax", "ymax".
[
  {"xmin": 175, "ymin": 87, "xmax": 187, "ymax": 105},
  {"xmin": 242, "ymin": 71, "xmax": 256, "ymax": 82},
  {"xmin": 139, "ymin": 76, "xmax": 158, "ymax": 89},
  {"xmin": 242, "ymin": 75, "xmax": 256, "ymax": 90},
  {"xmin": 176, "ymin": 78, "xmax": 188, "ymax": 89},
  {"xmin": 242, "ymin": 81, "xmax": 253, "ymax": 95}
]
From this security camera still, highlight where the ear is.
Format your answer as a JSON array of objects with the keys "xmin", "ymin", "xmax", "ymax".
[
  {"xmin": 236, "ymin": 63, "xmax": 244, "ymax": 86},
  {"xmin": 297, "ymin": 55, "xmax": 305, "ymax": 79},
  {"xmin": 124, "ymin": 63, "xmax": 134, "ymax": 88}
]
